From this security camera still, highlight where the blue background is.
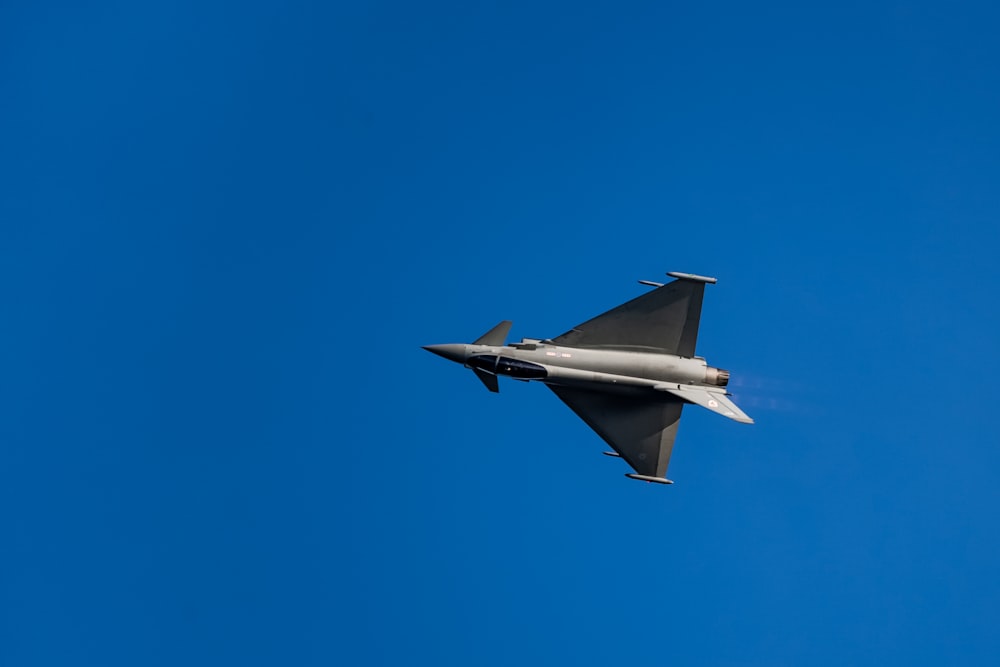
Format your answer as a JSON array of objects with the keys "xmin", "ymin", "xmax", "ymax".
[{"xmin": 2, "ymin": 1, "xmax": 999, "ymax": 664}]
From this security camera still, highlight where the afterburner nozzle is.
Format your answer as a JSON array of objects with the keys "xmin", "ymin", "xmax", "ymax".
[{"xmin": 704, "ymin": 366, "xmax": 730, "ymax": 387}]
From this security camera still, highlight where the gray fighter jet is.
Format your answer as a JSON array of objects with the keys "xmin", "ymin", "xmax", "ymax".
[{"xmin": 423, "ymin": 272, "xmax": 752, "ymax": 484}]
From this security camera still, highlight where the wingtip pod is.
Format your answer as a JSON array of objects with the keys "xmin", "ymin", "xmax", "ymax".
[
  {"xmin": 625, "ymin": 473, "xmax": 674, "ymax": 485},
  {"xmin": 666, "ymin": 271, "xmax": 717, "ymax": 284}
]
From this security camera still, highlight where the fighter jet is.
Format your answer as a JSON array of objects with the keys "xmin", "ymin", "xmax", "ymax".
[{"xmin": 423, "ymin": 271, "xmax": 752, "ymax": 484}]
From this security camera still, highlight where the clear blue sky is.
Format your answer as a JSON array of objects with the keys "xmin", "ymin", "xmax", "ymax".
[{"xmin": 2, "ymin": 1, "xmax": 999, "ymax": 665}]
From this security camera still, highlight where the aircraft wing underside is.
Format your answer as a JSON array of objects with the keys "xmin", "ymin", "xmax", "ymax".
[
  {"xmin": 551, "ymin": 278, "xmax": 706, "ymax": 356},
  {"xmin": 548, "ymin": 385, "xmax": 684, "ymax": 480}
]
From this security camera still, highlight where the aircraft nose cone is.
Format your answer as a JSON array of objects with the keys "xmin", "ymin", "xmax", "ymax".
[{"xmin": 422, "ymin": 344, "xmax": 467, "ymax": 364}]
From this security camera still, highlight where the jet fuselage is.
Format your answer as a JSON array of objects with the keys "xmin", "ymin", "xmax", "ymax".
[{"xmin": 423, "ymin": 342, "xmax": 729, "ymax": 395}]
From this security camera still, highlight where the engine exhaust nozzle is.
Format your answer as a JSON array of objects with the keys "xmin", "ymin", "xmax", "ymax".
[{"xmin": 705, "ymin": 367, "xmax": 730, "ymax": 387}]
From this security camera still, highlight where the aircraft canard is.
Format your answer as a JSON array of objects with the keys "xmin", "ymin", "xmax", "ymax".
[{"xmin": 423, "ymin": 271, "xmax": 751, "ymax": 485}]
